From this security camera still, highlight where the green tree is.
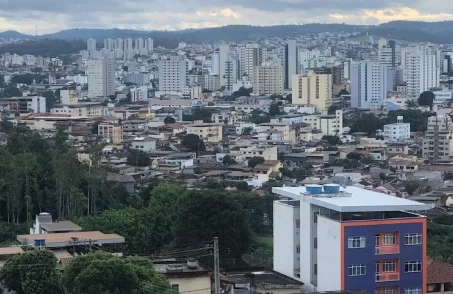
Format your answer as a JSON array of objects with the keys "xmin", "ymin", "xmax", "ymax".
[
  {"xmin": 418, "ymin": 91, "xmax": 435, "ymax": 109},
  {"xmin": 222, "ymin": 155, "xmax": 236, "ymax": 166},
  {"xmin": 405, "ymin": 99, "xmax": 418, "ymax": 109},
  {"xmin": 0, "ymin": 249, "xmax": 62, "ymax": 294},
  {"xmin": 328, "ymin": 105, "xmax": 340, "ymax": 115},
  {"xmin": 349, "ymin": 113, "xmax": 383, "ymax": 135},
  {"xmin": 404, "ymin": 181, "xmax": 420, "ymax": 196},
  {"xmin": 181, "ymin": 134, "xmax": 205, "ymax": 153},
  {"xmin": 127, "ymin": 150, "xmax": 151, "ymax": 167},
  {"xmin": 248, "ymin": 156, "xmax": 265, "ymax": 168},
  {"xmin": 61, "ymin": 251, "xmax": 171, "ymax": 294},
  {"xmin": 269, "ymin": 103, "xmax": 281, "ymax": 116},
  {"xmin": 322, "ymin": 135, "xmax": 340, "ymax": 146},
  {"xmin": 235, "ymin": 181, "xmax": 250, "ymax": 191},
  {"xmin": 346, "ymin": 152, "xmax": 362, "ymax": 160},
  {"xmin": 174, "ymin": 190, "xmax": 253, "ymax": 258},
  {"xmin": 242, "ymin": 127, "xmax": 254, "ymax": 135},
  {"xmin": 164, "ymin": 116, "xmax": 176, "ymax": 124}
]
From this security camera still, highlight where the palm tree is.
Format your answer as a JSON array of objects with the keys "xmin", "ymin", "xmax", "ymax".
[{"xmin": 405, "ymin": 99, "xmax": 418, "ymax": 109}]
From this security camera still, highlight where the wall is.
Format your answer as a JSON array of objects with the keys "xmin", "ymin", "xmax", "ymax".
[
  {"xmin": 342, "ymin": 220, "xmax": 425, "ymax": 294},
  {"xmin": 168, "ymin": 276, "xmax": 211, "ymax": 294},
  {"xmin": 273, "ymin": 201, "xmax": 299, "ymax": 279},
  {"xmin": 317, "ymin": 216, "xmax": 341, "ymax": 291}
]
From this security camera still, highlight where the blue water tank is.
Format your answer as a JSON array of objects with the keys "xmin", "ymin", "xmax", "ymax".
[
  {"xmin": 34, "ymin": 239, "xmax": 45, "ymax": 247},
  {"xmin": 323, "ymin": 184, "xmax": 341, "ymax": 194},
  {"xmin": 305, "ymin": 184, "xmax": 323, "ymax": 194}
]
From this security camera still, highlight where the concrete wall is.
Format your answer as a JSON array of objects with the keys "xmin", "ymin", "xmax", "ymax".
[
  {"xmin": 317, "ymin": 216, "xmax": 341, "ymax": 291},
  {"xmin": 168, "ymin": 276, "xmax": 211, "ymax": 294}
]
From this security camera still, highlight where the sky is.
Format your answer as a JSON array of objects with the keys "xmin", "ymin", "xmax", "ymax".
[{"xmin": 0, "ymin": 0, "xmax": 453, "ymax": 34}]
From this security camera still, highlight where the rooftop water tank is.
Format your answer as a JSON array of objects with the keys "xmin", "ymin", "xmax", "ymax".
[
  {"xmin": 305, "ymin": 184, "xmax": 323, "ymax": 194},
  {"xmin": 323, "ymin": 184, "xmax": 341, "ymax": 194}
]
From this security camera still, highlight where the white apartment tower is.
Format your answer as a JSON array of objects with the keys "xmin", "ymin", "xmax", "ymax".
[
  {"xmin": 211, "ymin": 50, "xmax": 220, "ymax": 75},
  {"xmin": 253, "ymin": 65, "xmax": 284, "ymax": 95},
  {"xmin": 158, "ymin": 56, "xmax": 189, "ymax": 93},
  {"xmin": 351, "ymin": 61, "xmax": 394, "ymax": 109},
  {"xmin": 87, "ymin": 58, "xmax": 116, "ymax": 98},
  {"xmin": 145, "ymin": 38, "xmax": 154, "ymax": 53},
  {"xmin": 225, "ymin": 59, "xmax": 240, "ymax": 93},
  {"xmin": 219, "ymin": 43, "xmax": 229, "ymax": 86},
  {"xmin": 135, "ymin": 38, "xmax": 144, "ymax": 50},
  {"xmin": 104, "ymin": 38, "xmax": 114, "ymax": 51},
  {"xmin": 124, "ymin": 38, "xmax": 134, "ymax": 51},
  {"xmin": 378, "ymin": 39, "xmax": 400, "ymax": 67},
  {"xmin": 239, "ymin": 44, "xmax": 263, "ymax": 79},
  {"xmin": 404, "ymin": 48, "xmax": 440, "ymax": 98},
  {"xmin": 87, "ymin": 38, "xmax": 97, "ymax": 51},
  {"xmin": 423, "ymin": 115, "xmax": 453, "ymax": 162},
  {"xmin": 114, "ymin": 38, "xmax": 124, "ymax": 50},
  {"xmin": 284, "ymin": 40, "xmax": 299, "ymax": 89}
]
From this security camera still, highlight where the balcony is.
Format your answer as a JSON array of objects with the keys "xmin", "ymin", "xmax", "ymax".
[
  {"xmin": 375, "ymin": 245, "xmax": 399, "ymax": 255},
  {"xmin": 375, "ymin": 272, "xmax": 400, "ymax": 282}
]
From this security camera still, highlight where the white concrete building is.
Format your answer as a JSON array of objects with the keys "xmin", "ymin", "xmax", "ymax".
[
  {"xmin": 239, "ymin": 44, "xmax": 263, "ymax": 79},
  {"xmin": 302, "ymin": 110, "xmax": 343, "ymax": 136},
  {"xmin": 131, "ymin": 136, "xmax": 157, "ymax": 152},
  {"xmin": 351, "ymin": 61, "xmax": 394, "ymax": 109},
  {"xmin": 404, "ymin": 48, "xmax": 440, "ymax": 98},
  {"xmin": 87, "ymin": 38, "xmax": 97, "ymax": 52},
  {"xmin": 284, "ymin": 40, "xmax": 299, "ymax": 89},
  {"xmin": 433, "ymin": 90, "xmax": 453, "ymax": 105},
  {"xmin": 219, "ymin": 43, "xmax": 229, "ymax": 86},
  {"xmin": 224, "ymin": 59, "xmax": 240, "ymax": 93},
  {"xmin": 158, "ymin": 56, "xmax": 189, "ymax": 93},
  {"xmin": 87, "ymin": 58, "xmax": 115, "ymax": 98},
  {"xmin": 383, "ymin": 116, "xmax": 411, "ymax": 143},
  {"xmin": 124, "ymin": 38, "xmax": 133, "ymax": 51},
  {"xmin": 423, "ymin": 115, "xmax": 453, "ymax": 162},
  {"xmin": 130, "ymin": 86, "xmax": 148, "ymax": 102}
]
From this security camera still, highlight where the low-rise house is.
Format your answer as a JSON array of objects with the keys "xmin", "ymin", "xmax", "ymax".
[
  {"xmin": 51, "ymin": 102, "xmax": 102, "ymax": 117},
  {"xmin": 106, "ymin": 172, "xmax": 136, "ymax": 193},
  {"xmin": 387, "ymin": 143, "xmax": 410, "ymax": 155},
  {"xmin": 30, "ymin": 212, "xmax": 81, "ymax": 235},
  {"xmin": 230, "ymin": 146, "xmax": 278, "ymax": 162},
  {"xmin": 98, "ymin": 121, "xmax": 123, "ymax": 144},
  {"xmin": 427, "ymin": 258, "xmax": 453, "ymax": 294},
  {"xmin": 131, "ymin": 136, "xmax": 157, "ymax": 152},
  {"xmin": 284, "ymin": 152, "xmax": 329, "ymax": 167},
  {"xmin": 186, "ymin": 122, "xmax": 223, "ymax": 143},
  {"xmin": 389, "ymin": 159, "xmax": 419, "ymax": 172},
  {"xmin": 153, "ymin": 259, "xmax": 211, "ymax": 294}
]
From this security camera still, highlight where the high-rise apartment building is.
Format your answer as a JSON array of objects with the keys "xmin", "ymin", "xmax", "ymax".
[
  {"xmin": 351, "ymin": 61, "xmax": 394, "ymax": 109},
  {"xmin": 158, "ymin": 56, "xmax": 189, "ymax": 93},
  {"xmin": 87, "ymin": 58, "xmax": 116, "ymax": 98},
  {"xmin": 145, "ymin": 38, "xmax": 154, "ymax": 53},
  {"xmin": 104, "ymin": 38, "xmax": 114, "ymax": 51},
  {"xmin": 135, "ymin": 38, "xmax": 144, "ymax": 50},
  {"xmin": 292, "ymin": 70, "xmax": 332, "ymax": 111},
  {"xmin": 219, "ymin": 43, "xmax": 229, "ymax": 86},
  {"xmin": 423, "ymin": 115, "xmax": 453, "ymax": 162},
  {"xmin": 224, "ymin": 59, "xmax": 240, "ymax": 93},
  {"xmin": 239, "ymin": 44, "xmax": 263, "ymax": 79},
  {"xmin": 378, "ymin": 39, "xmax": 400, "ymax": 67},
  {"xmin": 253, "ymin": 65, "xmax": 284, "ymax": 95},
  {"xmin": 124, "ymin": 38, "xmax": 134, "ymax": 51},
  {"xmin": 211, "ymin": 50, "xmax": 220, "ymax": 75},
  {"xmin": 272, "ymin": 184, "xmax": 430, "ymax": 293},
  {"xmin": 404, "ymin": 48, "xmax": 439, "ymax": 98},
  {"xmin": 87, "ymin": 38, "xmax": 97, "ymax": 51},
  {"xmin": 284, "ymin": 40, "xmax": 299, "ymax": 89},
  {"xmin": 114, "ymin": 38, "xmax": 124, "ymax": 50}
]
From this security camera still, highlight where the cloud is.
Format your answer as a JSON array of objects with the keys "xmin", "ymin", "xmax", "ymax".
[{"xmin": 0, "ymin": 0, "xmax": 451, "ymax": 34}]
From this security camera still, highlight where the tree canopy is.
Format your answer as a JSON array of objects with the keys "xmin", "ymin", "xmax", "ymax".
[
  {"xmin": 248, "ymin": 156, "xmax": 265, "ymax": 168},
  {"xmin": 0, "ymin": 249, "xmax": 62, "ymax": 294},
  {"xmin": 418, "ymin": 91, "xmax": 435, "ymax": 109},
  {"xmin": 163, "ymin": 116, "xmax": 176, "ymax": 124},
  {"xmin": 127, "ymin": 150, "xmax": 151, "ymax": 167},
  {"xmin": 181, "ymin": 134, "xmax": 205, "ymax": 153}
]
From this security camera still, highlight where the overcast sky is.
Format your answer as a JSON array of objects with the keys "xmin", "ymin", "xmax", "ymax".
[{"xmin": 1, "ymin": 0, "xmax": 453, "ymax": 34}]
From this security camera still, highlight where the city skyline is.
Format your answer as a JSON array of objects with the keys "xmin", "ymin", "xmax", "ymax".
[{"xmin": 0, "ymin": 0, "xmax": 452, "ymax": 34}]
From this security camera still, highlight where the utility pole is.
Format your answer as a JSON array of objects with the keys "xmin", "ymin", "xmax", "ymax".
[{"xmin": 213, "ymin": 237, "xmax": 220, "ymax": 294}]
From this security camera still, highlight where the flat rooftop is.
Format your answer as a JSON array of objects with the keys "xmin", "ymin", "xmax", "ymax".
[
  {"xmin": 40, "ymin": 221, "xmax": 82, "ymax": 233},
  {"xmin": 273, "ymin": 186, "xmax": 433, "ymax": 212},
  {"xmin": 17, "ymin": 231, "xmax": 125, "ymax": 248}
]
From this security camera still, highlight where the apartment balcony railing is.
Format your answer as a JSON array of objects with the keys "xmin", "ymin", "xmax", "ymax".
[
  {"xmin": 375, "ymin": 245, "xmax": 399, "ymax": 255},
  {"xmin": 375, "ymin": 272, "xmax": 400, "ymax": 282}
]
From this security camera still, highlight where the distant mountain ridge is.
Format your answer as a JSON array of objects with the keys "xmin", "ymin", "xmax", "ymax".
[{"xmin": 2, "ymin": 21, "xmax": 453, "ymax": 44}]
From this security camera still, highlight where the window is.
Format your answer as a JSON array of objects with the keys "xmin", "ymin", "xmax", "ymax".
[
  {"xmin": 405, "ymin": 289, "xmax": 422, "ymax": 294},
  {"xmin": 296, "ymin": 245, "xmax": 300, "ymax": 253},
  {"xmin": 405, "ymin": 234, "xmax": 422, "ymax": 245},
  {"xmin": 383, "ymin": 289, "xmax": 397, "ymax": 294},
  {"xmin": 348, "ymin": 237, "xmax": 366, "ymax": 248},
  {"xmin": 314, "ymin": 264, "xmax": 318, "ymax": 275},
  {"xmin": 314, "ymin": 212, "xmax": 319, "ymax": 223},
  {"xmin": 171, "ymin": 284, "xmax": 179, "ymax": 294},
  {"xmin": 383, "ymin": 233, "xmax": 396, "ymax": 245},
  {"xmin": 405, "ymin": 261, "xmax": 422, "ymax": 272},
  {"xmin": 348, "ymin": 265, "xmax": 366, "ymax": 276},
  {"xmin": 296, "ymin": 219, "xmax": 300, "ymax": 228},
  {"xmin": 383, "ymin": 261, "xmax": 396, "ymax": 272},
  {"xmin": 314, "ymin": 238, "xmax": 318, "ymax": 249}
]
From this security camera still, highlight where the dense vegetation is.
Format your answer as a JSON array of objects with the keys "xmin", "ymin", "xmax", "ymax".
[
  {"xmin": 0, "ymin": 39, "xmax": 86, "ymax": 57},
  {"xmin": 0, "ymin": 250, "xmax": 172, "ymax": 294},
  {"xmin": 428, "ymin": 215, "xmax": 453, "ymax": 263}
]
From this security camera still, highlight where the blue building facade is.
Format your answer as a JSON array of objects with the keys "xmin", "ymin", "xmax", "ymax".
[{"xmin": 342, "ymin": 219, "xmax": 426, "ymax": 294}]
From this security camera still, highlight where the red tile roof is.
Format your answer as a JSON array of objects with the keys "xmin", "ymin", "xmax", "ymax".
[{"xmin": 427, "ymin": 258, "xmax": 453, "ymax": 284}]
